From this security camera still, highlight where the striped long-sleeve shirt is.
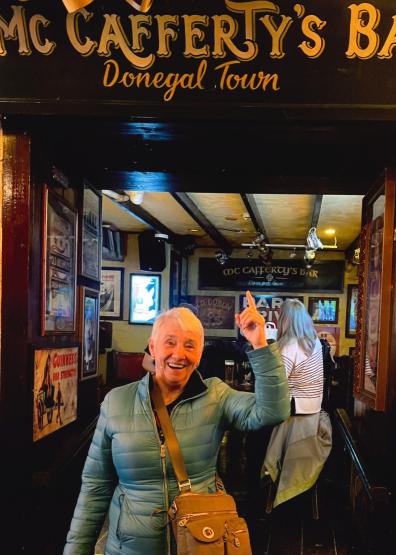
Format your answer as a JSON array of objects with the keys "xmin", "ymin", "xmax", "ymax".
[{"xmin": 280, "ymin": 337, "xmax": 323, "ymax": 414}]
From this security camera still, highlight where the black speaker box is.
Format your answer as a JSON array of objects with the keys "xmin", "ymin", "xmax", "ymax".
[{"xmin": 138, "ymin": 231, "xmax": 166, "ymax": 272}]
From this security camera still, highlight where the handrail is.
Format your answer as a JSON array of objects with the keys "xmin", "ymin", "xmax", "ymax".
[
  {"xmin": 334, "ymin": 408, "xmax": 390, "ymax": 508},
  {"xmin": 334, "ymin": 408, "xmax": 374, "ymax": 501}
]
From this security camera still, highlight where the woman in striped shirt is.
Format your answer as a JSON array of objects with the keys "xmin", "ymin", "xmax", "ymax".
[{"xmin": 277, "ymin": 299, "xmax": 324, "ymax": 415}]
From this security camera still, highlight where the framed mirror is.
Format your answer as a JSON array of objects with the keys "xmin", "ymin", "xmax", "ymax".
[{"xmin": 354, "ymin": 171, "xmax": 395, "ymax": 410}]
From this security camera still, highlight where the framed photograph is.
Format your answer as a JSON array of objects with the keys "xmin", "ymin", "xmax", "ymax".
[
  {"xmin": 315, "ymin": 325, "xmax": 340, "ymax": 357},
  {"xmin": 100, "ymin": 267, "xmax": 124, "ymax": 320},
  {"xmin": 41, "ymin": 186, "xmax": 77, "ymax": 335},
  {"xmin": 32, "ymin": 346, "xmax": 78, "ymax": 442},
  {"xmin": 79, "ymin": 182, "xmax": 102, "ymax": 281},
  {"xmin": 308, "ymin": 297, "xmax": 339, "ymax": 324},
  {"xmin": 80, "ymin": 288, "xmax": 99, "ymax": 381},
  {"xmin": 345, "ymin": 284, "xmax": 358, "ymax": 338},
  {"xmin": 188, "ymin": 295, "xmax": 235, "ymax": 329},
  {"xmin": 129, "ymin": 273, "xmax": 161, "ymax": 325},
  {"xmin": 355, "ymin": 171, "xmax": 396, "ymax": 410}
]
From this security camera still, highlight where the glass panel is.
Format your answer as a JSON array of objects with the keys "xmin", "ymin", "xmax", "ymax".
[{"xmin": 363, "ymin": 194, "xmax": 384, "ymax": 395}]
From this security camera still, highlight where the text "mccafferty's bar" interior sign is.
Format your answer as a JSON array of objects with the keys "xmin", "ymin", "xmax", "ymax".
[
  {"xmin": 199, "ymin": 258, "xmax": 344, "ymax": 292},
  {"xmin": 2, "ymin": 1, "xmax": 396, "ymax": 113}
]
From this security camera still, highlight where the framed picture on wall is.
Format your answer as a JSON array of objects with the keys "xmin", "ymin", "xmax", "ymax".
[
  {"xmin": 80, "ymin": 287, "xmax": 99, "ymax": 381},
  {"xmin": 354, "ymin": 171, "xmax": 396, "ymax": 410},
  {"xmin": 308, "ymin": 297, "xmax": 339, "ymax": 324},
  {"xmin": 129, "ymin": 273, "xmax": 161, "ymax": 325},
  {"xmin": 345, "ymin": 284, "xmax": 358, "ymax": 338},
  {"xmin": 79, "ymin": 182, "xmax": 102, "ymax": 282},
  {"xmin": 100, "ymin": 267, "xmax": 124, "ymax": 320},
  {"xmin": 32, "ymin": 345, "xmax": 78, "ymax": 442},
  {"xmin": 41, "ymin": 186, "xmax": 77, "ymax": 335}
]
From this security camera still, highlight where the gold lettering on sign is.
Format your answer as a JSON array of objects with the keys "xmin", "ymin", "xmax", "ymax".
[
  {"xmin": 215, "ymin": 60, "xmax": 279, "ymax": 91},
  {"xmin": 212, "ymin": 15, "xmax": 257, "ymax": 61},
  {"xmin": 299, "ymin": 15, "xmax": 326, "ymax": 58},
  {"xmin": 125, "ymin": 0, "xmax": 154, "ymax": 14},
  {"xmin": 97, "ymin": 14, "xmax": 154, "ymax": 69},
  {"xmin": 67, "ymin": 9, "xmax": 97, "ymax": 56},
  {"xmin": 346, "ymin": 3, "xmax": 380, "ymax": 59},
  {"xmin": 226, "ymin": 1, "xmax": 279, "ymax": 41},
  {"xmin": 182, "ymin": 15, "xmax": 210, "ymax": 58},
  {"xmin": 0, "ymin": 6, "xmax": 31, "ymax": 55},
  {"xmin": 29, "ymin": 15, "xmax": 56, "ymax": 55},
  {"xmin": 260, "ymin": 14, "xmax": 293, "ymax": 59},
  {"xmin": 156, "ymin": 15, "xmax": 179, "ymax": 57},
  {"xmin": 377, "ymin": 16, "xmax": 396, "ymax": 59},
  {"xmin": 129, "ymin": 14, "xmax": 151, "ymax": 52},
  {"xmin": 103, "ymin": 58, "xmax": 207, "ymax": 101}
]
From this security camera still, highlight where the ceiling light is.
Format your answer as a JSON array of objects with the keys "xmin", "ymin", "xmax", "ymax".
[
  {"xmin": 188, "ymin": 228, "xmax": 200, "ymax": 233},
  {"xmin": 324, "ymin": 228, "xmax": 336, "ymax": 236},
  {"xmin": 307, "ymin": 227, "xmax": 323, "ymax": 250},
  {"xmin": 128, "ymin": 191, "xmax": 145, "ymax": 205},
  {"xmin": 102, "ymin": 190, "xmax": 129, "ymax": 202},
  {"xmin": 214, "ymin": 250, "xmax": 229, "ymax": 266}
]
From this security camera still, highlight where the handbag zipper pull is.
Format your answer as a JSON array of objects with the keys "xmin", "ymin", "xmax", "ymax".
[{"xmin": 160, "ymin": 443, "xmax": 166, "ymax": 458}]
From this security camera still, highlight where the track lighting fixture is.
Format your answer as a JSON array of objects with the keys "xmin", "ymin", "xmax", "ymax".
[
  {"xmin": 128, "ymin": 191, "xmax": 145, "ymax": 205},
  {"xmin": 214, "ymin": 250, "xmax": 229, "ymax": 266}
]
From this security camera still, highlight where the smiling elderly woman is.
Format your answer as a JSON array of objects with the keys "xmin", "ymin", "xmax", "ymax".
[{"xmin": 64, "ymin": 291, "xmax": 290, "ymax": 555}]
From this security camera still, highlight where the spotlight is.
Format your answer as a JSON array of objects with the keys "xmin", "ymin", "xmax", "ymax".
[
  {"xmin": 307, "ymin": 227, "xmax": 323, "ymax": 251},
  {"xmin": 289, "ymin": 248, "xmax": 297, "ymax": 259},
  {"xmin": 246, "ymin": 248, "xmax": 254, "ymax": 258},
  {"xmin": 258, "ymin": 248, "xmax": 273, "ymax": 267},
  {"xmin": 304, "ymin": 248, "xmax": 316, "ymax": 268},
  {"xmin": 128, "ymin": 191, "xmax": 145, "ymax": 205},
  {"xmin": 215, "ymin": 250, "xmax": 228, "ymax": 266}
]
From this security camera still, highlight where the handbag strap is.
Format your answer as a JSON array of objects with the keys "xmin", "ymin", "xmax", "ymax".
[{"xmin": 151, "ymin": 379, "xmax": 192, "ymax": 493}]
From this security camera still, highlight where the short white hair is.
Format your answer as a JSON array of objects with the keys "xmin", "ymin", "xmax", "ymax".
[{"xmin": 151, "ymin": 307, "xmax": 204, "ymax": 348}]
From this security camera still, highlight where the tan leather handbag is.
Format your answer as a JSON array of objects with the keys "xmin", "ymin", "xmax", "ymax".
[{"xmin": 151, "ymin": 381, "xmax": 252, "ymax": 555}]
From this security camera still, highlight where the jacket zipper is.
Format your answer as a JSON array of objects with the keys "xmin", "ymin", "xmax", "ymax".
[
  {"xmin": 159, "ymin": 442, "xmax": 171, "ymax": 555},
  {"xmin": 147, "ymin": 384, "xmax": 171, "ymax": 555}
]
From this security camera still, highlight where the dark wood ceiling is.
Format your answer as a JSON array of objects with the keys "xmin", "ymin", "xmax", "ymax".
[{"xmin": 23, "ymin": 115, "xmax": 396, "ymax": 196}]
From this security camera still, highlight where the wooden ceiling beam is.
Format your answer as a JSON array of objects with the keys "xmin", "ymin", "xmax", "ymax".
[
  {"xmin": 113, "ymin": 194, "xmax": 176, "ymax": 238},
  {"xmin": 240, "ymin": 193, "xmax": 270, "ymax": 242},
  {"xmin": 171, "ymin": 192, "xmax": 233, "ymax": 255},
  {"xmin": 310, "ymin": 195, "xmax": 323, "ymax": 229}
]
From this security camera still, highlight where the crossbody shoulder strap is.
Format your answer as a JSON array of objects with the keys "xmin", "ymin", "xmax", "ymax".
[{"xmin": 151, "ymin": 379, "xmax": 192, "ymax": 493}]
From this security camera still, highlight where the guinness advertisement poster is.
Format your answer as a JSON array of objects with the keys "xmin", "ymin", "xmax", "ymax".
[
  {"xmin": 199, "ymin": 258, "xmax": 344, "ymax": 292},
  {"xmin": 1, "ymin": 1, "xmax": 396, "ymax": 113}
]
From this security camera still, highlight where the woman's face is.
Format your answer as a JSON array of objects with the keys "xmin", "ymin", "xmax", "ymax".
[{"xmin": 149, "ymin": 314, "xmax": 203, "ymax": 390}]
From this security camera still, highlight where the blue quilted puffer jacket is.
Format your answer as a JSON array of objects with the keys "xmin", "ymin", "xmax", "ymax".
[{"xmin": 64, "ymin": 343, "xmax": 289, "ymax": 555}]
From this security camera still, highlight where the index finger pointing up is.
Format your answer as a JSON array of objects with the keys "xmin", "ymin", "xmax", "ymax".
[{"xmin": 245, "ymin": 290, "xmax": 256, "ymax": 309}]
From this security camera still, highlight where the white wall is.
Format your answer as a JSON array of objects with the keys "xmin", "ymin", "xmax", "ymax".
[{"xmin": 99, "ymin": 234, "xmax": 170, "ymax": 380}]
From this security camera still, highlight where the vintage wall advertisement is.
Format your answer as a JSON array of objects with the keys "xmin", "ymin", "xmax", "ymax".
[
  {"xmin": 33, "ymin": 346, "xmax": 78, "ymax": 442},
  {"xmin": 239, "ymin": 294, "xmax": 304, "ymax": 326},
  {"xmin": 189, "ymin": 295, "xmax": 235, "ymax": 329},
  {"xmin": 42, "ymin": 188, "xmax": 77, "ymax": 334}
]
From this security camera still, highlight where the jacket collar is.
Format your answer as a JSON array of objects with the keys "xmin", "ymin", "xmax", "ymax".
[{"xmin": 138, "ymin": 369, "xmax": 207, "ymax": 403}]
